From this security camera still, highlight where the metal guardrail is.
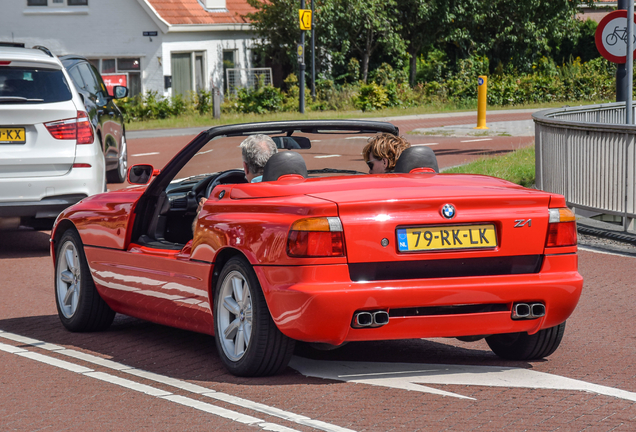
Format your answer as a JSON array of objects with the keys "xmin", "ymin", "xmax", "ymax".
[{"xmin": 533, "ymin": 102, "xmax": 636, "ymax": 231}]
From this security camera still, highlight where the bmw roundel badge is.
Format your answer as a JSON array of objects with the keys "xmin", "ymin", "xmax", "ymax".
[{"xmin": 441, "ymin": 204, "xmax": 456, "ymax": 219}]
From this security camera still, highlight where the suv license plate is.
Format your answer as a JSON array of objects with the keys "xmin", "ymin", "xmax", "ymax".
[
  {"xmin": 0, "ymin": 127, "xmax": 26, "ymax": 144},
  {"xmin": 397, "ymin": 224, "xmax": 497, "ymax": 252}
]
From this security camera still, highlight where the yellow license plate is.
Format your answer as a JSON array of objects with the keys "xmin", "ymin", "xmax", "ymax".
[
  {"xmin": 397, "ymin": 224, "xmax": 497, "ymax": 252},
  {"xmin": 0, "ymin": 127, "xmax": 26, "ymax": 144}
]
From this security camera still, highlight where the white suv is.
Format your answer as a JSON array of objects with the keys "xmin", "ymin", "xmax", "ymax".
[{"xmin": 0, "ymin": 45, "xmax": 105, "ymax": 230}]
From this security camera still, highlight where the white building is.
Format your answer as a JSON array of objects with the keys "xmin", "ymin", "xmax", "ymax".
[{"xmin": 0, "ymin": 0, "xmax": 256, "ymax": 98}]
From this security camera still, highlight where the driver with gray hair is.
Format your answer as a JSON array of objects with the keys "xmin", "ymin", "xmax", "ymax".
[
  {"xmin": 240, "ymin": 134, "xmax": 278, "ymax": 183},
  {"xmin": 195, "ymin": 135, "xmax": 277, "ymax": 231}
]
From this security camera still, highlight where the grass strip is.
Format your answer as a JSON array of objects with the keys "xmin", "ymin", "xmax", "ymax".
[
  {"xmin": 125, "ymin": 99, "xmax": 611, "ymax": 131},
  {"xmin": 443, "ymin": 145, "xmax": 536, "ymax": 188}
]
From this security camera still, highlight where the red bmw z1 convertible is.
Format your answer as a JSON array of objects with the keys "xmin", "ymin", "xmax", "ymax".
[{"xmin": 51, "ymin": 120, "xmax": 583, "ymax": 377}]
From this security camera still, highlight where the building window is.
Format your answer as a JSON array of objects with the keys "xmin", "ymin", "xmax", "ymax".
[
  {"xmin": 101, "ymin": 59, "xmax": 116, "ymax": 74},
  {"xmin": 27, "ymin": 0, "xmax": 88, "ymax": 6},
  {"xmin": 118, "ymin": 58, "xmax": 140, "ymax": 71},
  {"xmin": 171, "ymin": 52, "xmax": 206, "ymax": 97},
  {"xmin": 223, "ymin": 50, "xmax": 236, "ymax": 92},
  {"xmin": 88, "ymin": 57, "xmax": 142, "ymax": 98}
]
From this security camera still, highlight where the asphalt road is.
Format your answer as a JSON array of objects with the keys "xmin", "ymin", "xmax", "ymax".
[{"xmin": 1, "ymin": 111, "xmax": 635, "ymax": 431}]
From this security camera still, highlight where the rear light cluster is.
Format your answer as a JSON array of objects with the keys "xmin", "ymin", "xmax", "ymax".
[
  {"xmin": 44, "ymin": 111, "xmax": 94, "ymax": 144},
  {"xmin": 287, "ymin": 217, "xmax": 345, "ymax": 257},
  {"xmin": 546, "ymin": 208, "xmax": 577, "ymax": 247}
]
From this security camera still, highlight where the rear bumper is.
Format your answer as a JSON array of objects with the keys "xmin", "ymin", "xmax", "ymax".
[
  {"xmin": 0, "ymin": 194, "xmax": 87, "ymax": 219},
  {"xmin": 255, "ymin": 253, "xmax": 583, "ymax": 345}
]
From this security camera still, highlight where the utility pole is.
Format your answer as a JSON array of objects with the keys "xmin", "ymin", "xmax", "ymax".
[
  {"xmin": 299, "ymin": 0, "xmax": 306, "ymax": 114},
  {"xmin": 618, "ymin": 0, "xmax": 628, "ymax": 103},
  {"xmin": 311, "ymin": 0, "xmax": 316, "ymax": 101},
  {"xmin": 628, "ymin": 0, "xmax": 634, "ymax": 124}
]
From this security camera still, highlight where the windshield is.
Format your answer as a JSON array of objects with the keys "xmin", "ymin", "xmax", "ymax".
[{"xmin": 0, "ymin": 67, "xmax": 72, "ymax": 103}]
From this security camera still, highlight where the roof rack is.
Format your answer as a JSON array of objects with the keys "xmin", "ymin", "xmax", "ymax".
[
  {"xmin": 32, "ymin": 45, "xmax": 53, "ymax": 57},
  {"xmin": 0, "ymin": 42, "xmax": 26, "ymax": 48}
]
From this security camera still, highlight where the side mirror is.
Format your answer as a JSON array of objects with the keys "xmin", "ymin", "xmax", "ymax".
[
  {"xmin": 128, "ymin": 164, "xmax": 158, "ymax": 185},
  {"xmin": 113, "ymin": 86, "xmax": 128, "ymax": 99},
  {"xmin": 271, "ymin": 136, "xmax": 311, "ymax": 150}
]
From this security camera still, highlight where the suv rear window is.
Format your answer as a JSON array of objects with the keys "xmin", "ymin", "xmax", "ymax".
[{"xmin": 0, "ymin": 67, "xmax": 72, "ymax": 103}]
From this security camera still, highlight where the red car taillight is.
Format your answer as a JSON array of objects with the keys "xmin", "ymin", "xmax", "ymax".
[
  {"xmin": 44, "ymin": 111, "xmax": 94, "ymax": 144},
  {"xmin": 545, "ymin": 208, "xmax": 577, "ymax": 247},
  {"xmin": 287, "ymin": 217, "xmax": 345, "ymax": 257}
]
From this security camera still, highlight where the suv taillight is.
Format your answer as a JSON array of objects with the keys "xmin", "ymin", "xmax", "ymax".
[
  {"xmin": 287, "ymin": 217, "xmax": 345, "ymax": 257},
  {"xmin": 45, "ymin": 111, "xmax": 94, "ymax": 144},
  {"xmin": 546, "ymin": 208, "xmax": 577, "ymax": 247}
]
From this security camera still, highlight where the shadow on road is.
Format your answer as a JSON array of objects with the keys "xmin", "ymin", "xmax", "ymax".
[
  {"xmin": 0, "ymin": 230, "xmax": 50, "ymax": 259},
  {"xmin": 0, "ymin": 312, "xmax": 533, "ymax": 390}
]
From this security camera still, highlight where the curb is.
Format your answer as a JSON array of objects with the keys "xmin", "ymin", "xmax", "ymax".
[{"xmin": 577, "ymin": 223, "xmax": 636, "ymax": 246}]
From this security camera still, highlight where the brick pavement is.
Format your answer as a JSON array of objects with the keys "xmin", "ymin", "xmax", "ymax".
[{"xmin": 0, "ymin": 227, "xmax": 635, "ymax": 431}]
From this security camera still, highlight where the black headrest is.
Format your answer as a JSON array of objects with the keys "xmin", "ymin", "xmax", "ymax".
[
  {"xmin": 394, "ymin": 146, "xmax": 439, "ymax": 173},
  {"xmin": 262, "ymin": 152, "xmax": 308, "ymax": 181}
]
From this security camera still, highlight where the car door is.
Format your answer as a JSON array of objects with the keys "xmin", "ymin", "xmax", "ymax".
[
  {"xmin": 90, "ymin": 63, "xmax": 125, "ymax": 160},
  {"xmin": 72, "ymin": 62, "xmax": 119, "ymax": 170}
]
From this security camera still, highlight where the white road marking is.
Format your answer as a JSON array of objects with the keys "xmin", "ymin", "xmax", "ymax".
[
  {"xmin": 131, "ymin": 152, "xmax": 160, "ymax": 157},
  {"xmin": 311, "ymin": 140, "xmax": 322, "ymax": 142},
  {"xmin": 460, "ymin": 138, "xmax": 493, "ymax": 143},
  {"xmin": 0, "ymin": 331, "xmax": 355, "ymax": 432},
  {"xmin": 196, "ymin": 149, "xmax": 214, "ymax": 155},
  {"xmin": 411, "ymin": 143, "xmax": 439, "ymax": 146},
  {"xmin": 289, "ymin": 358, "xmax": 636, "ymax": 403},
  {"xmin": 314, "ymin": 155, "xmax": 341, "ymax": 159},
  {"xmin": 344, "ymin": 136, "xmax": 370, "ymax": 140}
]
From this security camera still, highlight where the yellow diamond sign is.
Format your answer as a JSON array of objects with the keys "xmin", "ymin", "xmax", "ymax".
[{"xmin": 299, "ymin": 9, "xmax": 312, "ymax": 30}]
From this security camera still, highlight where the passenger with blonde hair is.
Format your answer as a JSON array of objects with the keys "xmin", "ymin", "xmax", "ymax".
[{"xmin": 362, "ymin": 133, "xmax": 411, "ymax": 174}]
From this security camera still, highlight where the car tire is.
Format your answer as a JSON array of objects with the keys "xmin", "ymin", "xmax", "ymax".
[
  {"xmin": 213, "ymin": 256, "xmax": 295, "ymax": 376},
  {"xmin": 486, "ymin": 321, "xmax": 566, "ymax": 361},
  {"xmin": 54, "ymin": 229, "xmax": 115, "ymax": 332},
  {"xmin": 106, "ymin": 134, "xmax": 128, "ymax": 184}
]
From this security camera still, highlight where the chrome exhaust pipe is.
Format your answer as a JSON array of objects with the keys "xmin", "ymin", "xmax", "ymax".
[
  {"xmin": 353, "ymin": 312, "xmax": 373, "ymax": 328},
  {"xmin": 372, "ymin": 311, "xmax": 389, "ymax": 327},
  {"xmin": 512, "ymin": 303, "xmax": 530, "ymax": 319},
  {"xmin": 530, "ymin": 303, "xmax": 546, "ymax": 318}
]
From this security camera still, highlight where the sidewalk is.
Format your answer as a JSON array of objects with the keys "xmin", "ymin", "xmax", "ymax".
[{"xmin": 127, "ymin": 108, "xmax": 541, "ymax": 140}]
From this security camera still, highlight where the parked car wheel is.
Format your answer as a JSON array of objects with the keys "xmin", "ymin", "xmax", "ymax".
[
  {"xmin": 107, "ymin": 134, "xmax": 128, "ymax": 184},
  {"xmin": 213, "ymin": 256, "xmax": 295, "ymax": 376},
  {"xmin": 55, "ymin": 229, "xmax": 115, "ymax": 332},
  {"xmin": 486, "ymin": 322, "xmax": 566, "ymax": 360}
]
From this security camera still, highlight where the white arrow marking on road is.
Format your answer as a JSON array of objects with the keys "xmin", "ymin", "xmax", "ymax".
[
  {"xmin": 131, "ymin": 152, "xmax": 160, "ymax": 157},
  {"xmin": 289, "ymin": 357, "xmax": 636, "ymax": 402},
  {"xmin": 460, "ymin": 138, "xmax": 493, "ymax": 143}
]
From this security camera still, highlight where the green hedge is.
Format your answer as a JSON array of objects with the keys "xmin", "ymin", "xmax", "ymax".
[{"xmin": 118, "ymin": 57, "xmax": 618, "ymax": 122}]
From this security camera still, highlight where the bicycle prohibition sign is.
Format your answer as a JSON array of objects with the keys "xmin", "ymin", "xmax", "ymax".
[
  {"xmin": 595, "ymin": 9, "xmax": 636, "ymax": 64},
  {"xmin": 606, "ymin": 26, "xmax": 636, "ymax": 46}
]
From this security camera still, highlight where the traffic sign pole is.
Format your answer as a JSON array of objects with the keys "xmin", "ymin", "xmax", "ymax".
[
  {"xmin": 628, "ymin": 0, "xmax": 633, "ymax": 125},
  {"xmin": 299, "ymin": 1, "xmax": 306, "ymax": 114},
  {"xmin": 618, "ymin": 0, "xmax": 628, "ymax": 103},
  {"xmin": 311, "ymin": 0, "xmax": 316, "ymax": 101}
]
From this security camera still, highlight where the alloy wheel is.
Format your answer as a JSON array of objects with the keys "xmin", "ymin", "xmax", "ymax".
[
  {"xmin": 217, "ymin": 270, "xmax": 253, "ymax": 362},
  {"xmin": 56, "ymin": 240, "xmax": 81, "ymax": 318}
]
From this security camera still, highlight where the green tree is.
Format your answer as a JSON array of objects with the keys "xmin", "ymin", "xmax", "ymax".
[
  {"xmin": 321, "ymin": 0, "xmax": 406, "ymax": 82},
  {"xmin": 246, "ymin": 0, "xmax": 302, "ymax": 77},
  {"xmin": 395, "ymin": 0, "xmax": 453, "ymax": 87},
  {"xmin": 445, "ymin": 0, "xmax": 590, "ymax": 72}
]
